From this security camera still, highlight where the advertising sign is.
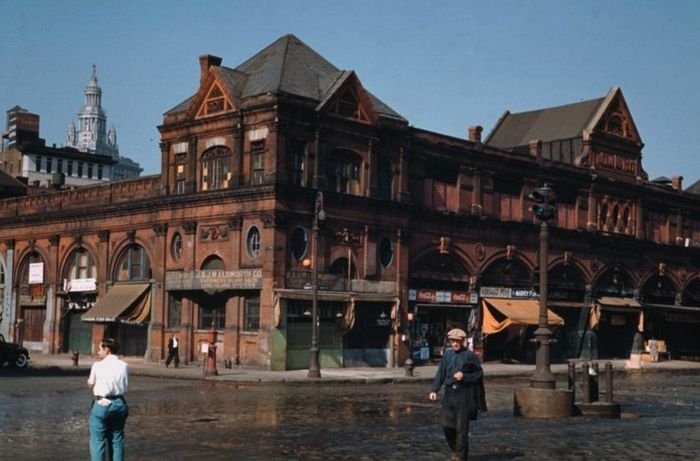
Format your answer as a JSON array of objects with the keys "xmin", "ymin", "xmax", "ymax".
[{"xmin": 28, "ymin": 262, "xmax": 44, "ymax": 284}]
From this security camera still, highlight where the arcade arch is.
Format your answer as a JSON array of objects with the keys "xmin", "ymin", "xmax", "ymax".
[{"xmin": 407, "ymin": 250, "xmax": 473, "ymax": 362}]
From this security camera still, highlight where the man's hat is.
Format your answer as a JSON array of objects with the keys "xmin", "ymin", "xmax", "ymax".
[{"xmin": 447, "ymin": 328, "xmax": 467, "ymax": 340}]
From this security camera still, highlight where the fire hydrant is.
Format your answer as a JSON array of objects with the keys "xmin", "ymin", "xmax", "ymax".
[
  {"xmin": 72, "ymin": 350, "xmax": 80, "ymax": 366},
  {"xmin": 404, "ymin": 358, "xmax": 415, "ymax": 377}
]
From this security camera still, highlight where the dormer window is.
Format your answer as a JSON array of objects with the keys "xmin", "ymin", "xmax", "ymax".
[
  {"xmin": 197, "ymin": 84, "xmax": 232, "ymax": 118},
  {"xmin": 330, "ymin": 87, "xmax": 370, "ymax": 122}
]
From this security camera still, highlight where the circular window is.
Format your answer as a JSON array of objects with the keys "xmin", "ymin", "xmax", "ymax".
[
  {"xmin": 171, "ymin": 233, "xmax": 183, "ymax": 261},
  {"xmin": 246, "ymin": 226, "xmax": 261, "ymax": 259},
  {"xmin": 379, "ymin": 238, "xmax": 393, "ymax": 268},
  {"xmin": 291, "ymin": 227, "xmax": 308, "ymax": 261}
]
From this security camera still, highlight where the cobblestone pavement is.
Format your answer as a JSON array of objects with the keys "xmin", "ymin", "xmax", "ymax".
[{"xmin": 1, "ymin": 369, "xmax": 698, "ymax": 460}]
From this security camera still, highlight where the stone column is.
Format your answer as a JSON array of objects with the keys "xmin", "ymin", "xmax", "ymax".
[
  {"xmin": 182, "ymin": 221, "xmax": 197, "ymax": 363},
  {"xmin": 150, "ymin": 224, "xmax": 168, "ymax": 361}
]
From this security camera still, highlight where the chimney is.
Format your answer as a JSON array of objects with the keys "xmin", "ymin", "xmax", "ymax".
[
  {"xmin": 468, "ymin": 125, "xmax": 483, "ymax": 143},
  {"xmin": 199, "ymin": 54, "xmax": 223, "ymax": 82},
  {"xmin": 529, "ymin": 139, "xmax": 542, "ymax": 164},
  {"xmin": 672, "ymin": 176, "xmax": 683, "ymax": 191}
]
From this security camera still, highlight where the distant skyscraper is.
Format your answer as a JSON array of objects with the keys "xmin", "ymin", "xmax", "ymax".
[{"xmin": 66, "ymin": 66, "xmax": 142, "ymax": 179}]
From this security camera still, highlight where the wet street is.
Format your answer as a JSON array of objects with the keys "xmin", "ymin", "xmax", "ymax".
[{"xmin": 1, "ymin": 369, "xmax": 699, "ymax": 460}]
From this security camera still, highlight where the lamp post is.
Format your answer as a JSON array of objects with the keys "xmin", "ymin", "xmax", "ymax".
[
  {"xmin": 529, "ymin": 183, "xmax": 556, "ymax": 389},
  {"xmin": 308, "ymin": 191, "xmax": 326, "ymax": 378},
  {"xmin": 514, "ymin": 183, "xmax": 571, "ymax": 418}
]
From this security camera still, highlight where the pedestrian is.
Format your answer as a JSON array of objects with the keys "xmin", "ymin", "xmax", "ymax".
[
  {"xmin": 428, "ymin": 328, "xmax": 486, "ymax": 461},
  {"xmin": 87, "ymin": 338, "xmax": 129, "ymax": 461},
  {"xmin": 165, "ymin": 333, "xmax": 180, "ymax": 368}
]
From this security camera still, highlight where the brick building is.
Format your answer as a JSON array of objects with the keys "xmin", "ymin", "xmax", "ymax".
[{"xmin": 1, "ymin": 35, "xmax": 699, "ymax": 369}]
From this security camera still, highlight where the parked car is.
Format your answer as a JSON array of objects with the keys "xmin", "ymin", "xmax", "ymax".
[{"xmin": 0, "ymin": 333, "xmax": 30, "ymax": 368}]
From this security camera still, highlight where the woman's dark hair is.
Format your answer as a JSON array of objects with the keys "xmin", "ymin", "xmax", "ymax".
[{"xmin": 101, "ymin": 338, "xmax": 120, "ymax": 354}]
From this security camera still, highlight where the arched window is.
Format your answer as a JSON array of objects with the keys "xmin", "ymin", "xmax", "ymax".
[
  {"xmin": 202, "ymin": 256, "xmax": 225, "ymax": 271},
  {"xmin": 290, "ymin": 227, "xmax": 308, "ymax": 261},
  {"xmin": 116, "ymin": 245, "xmax": 151, "ymax": 281},
  {"xmin": 171, "ymin": 233, "xmax": 183, "ymax": 261},
  {"xmin": 611, "ymin": 205, "xmax": 620, "ymax": 230},
  {"xmin": 246, "ymin": 226, "xmax": 261, "ymax": 259},
  {"xmin": 201, "ymin": 146, "xmax": 231, "ymax": 191},
  {"xmin": 330, "ymin": 257, "xmax": 357, "ymax": 279},
  {"xmin": 379, "ymin": 238, "xmax": 393, "ymax": 268},
  {"xmin": 599, "ymin": 204, "xmax": 609, "ymax": 231},
  {"xmin": 328, "ymin": 150, "xmax": 361, "ymax": 195},
  {"xmin": 621, "ymin": 207, "xmax": 630, "ymax": 233},
  {"xmin": 65, "ymin": 249, "xmax": 96, "ymax": 280}
]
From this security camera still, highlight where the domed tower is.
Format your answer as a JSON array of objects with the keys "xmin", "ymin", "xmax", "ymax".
[{"xmin": 65, "ymin": 65, "xmax": 119, "ymax": 159}]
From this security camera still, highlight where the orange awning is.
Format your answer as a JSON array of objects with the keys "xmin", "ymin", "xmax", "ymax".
[{"xmin": 482, "ymin": 298, "xmax": 564, "ymax": 334}]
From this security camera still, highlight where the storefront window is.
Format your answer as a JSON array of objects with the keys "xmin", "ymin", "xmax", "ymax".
[
  {"xmin": 244, "ymin": 295, "xmax": 260, "ymax": 331},
  {"xmin": 167, "ymin": 293, "xmax": 181, "ymax": 328},
  {"xmin": 199, "ymin": 305, "xmax": 225, "ymax": 329}
]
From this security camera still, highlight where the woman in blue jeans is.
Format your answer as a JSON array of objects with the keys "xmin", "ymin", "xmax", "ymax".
[{"xmin": 87, "ymin": 338, "xmax": 129, "ymax": 461}]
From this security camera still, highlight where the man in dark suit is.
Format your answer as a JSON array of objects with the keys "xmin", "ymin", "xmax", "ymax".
[
  {"xmin": 165, "ymin": 334, "xmax": 179, "ymax": 368},
  {"xmin": 429, "ymin": 328, "xmax": 486, "ymax": 461}
]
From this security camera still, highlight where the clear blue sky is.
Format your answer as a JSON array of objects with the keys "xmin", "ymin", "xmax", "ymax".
[{"xmin": 2, "ymin": 0, "xmax": 699, "ymax": 184}]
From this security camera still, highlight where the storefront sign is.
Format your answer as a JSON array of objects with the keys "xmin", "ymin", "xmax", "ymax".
[
  {"xmin": 684, "ymin": 238, "xmax": 700, "ymax": 248},
  {"xmin": 285, "ymin": 270, "xmax": 345, "ymax": 291},
  {"xmin": 29, "ymin": 262, "xmax": 44, "ymax": 284},
  {"xmin": 64, "ymin": 278, "xmax": 97, "ymax": 292},
  {"xmin": 663, "ymin": 311, "xmax": 700, "ymax": 324},
  {"xmin": 480, "ymin": 286, "xmax": 537, "ymax": 299},
  {"xmin": 166, "ymin": 269, "xmax": 263, "ymax": 291},
  {"xmin": 411, "ymin": 288, "xmax": 472, "ymax": 304},
  {"xmin": 512, "ymin": 288, "xmax": 538, "ymax": 298},
  {"xmin": 480, "ymin": 286, "xmax": 511, "ymax": 298}
]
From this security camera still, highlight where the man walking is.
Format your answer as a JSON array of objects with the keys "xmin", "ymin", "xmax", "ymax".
[
  {"xmin": 429, "ymin": 328, "xmax": 485, "ymax": 461},
  {"xmin": 87, "ymin": 338, "xmax": 129, "ymax": 461},
  {"xmin": 166, "ymin": 333, "xmax": 179, "ymax": 368}
]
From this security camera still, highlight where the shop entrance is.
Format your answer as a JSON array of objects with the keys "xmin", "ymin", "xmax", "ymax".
[
  {"xmin": 343, "ymin": 302, "xmax": 393, "ymax": 367},
  {"xmin": 409, "ymin": 306, "xmax": 472, "ymax": 363},
  {"xmin": 64, "ymin": 311, "xmax": 92, "ymax": 354}
]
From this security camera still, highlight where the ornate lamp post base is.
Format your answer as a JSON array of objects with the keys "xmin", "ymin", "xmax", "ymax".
[{"xmin": 514, "ymin": 387, "xmax": 574, "ymax": 419}]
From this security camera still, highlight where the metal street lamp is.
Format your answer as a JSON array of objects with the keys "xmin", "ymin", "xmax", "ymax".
[
  {"xmin": 308, "ymin": 191, "xmax": 326, "ymax": 378},
  {"xmin": 529, "ymin": 183, "xmax": 556, "ymax": 389}
]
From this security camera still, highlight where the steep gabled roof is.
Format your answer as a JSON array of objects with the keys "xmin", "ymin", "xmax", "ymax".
[
  {"xmin": 687, "ymin": 179, "xmax": 700, "ymax": 195},
  {"xmin": 485, "ymin": 97, "xmax": 605, "ymax": 148},
  {"xmin": 485, "ymin": 87, "xmax": 642, "ymax": 151},
  {"xmin": 165, "ymin": 34, "xmax": 406, "ymax": 122}
]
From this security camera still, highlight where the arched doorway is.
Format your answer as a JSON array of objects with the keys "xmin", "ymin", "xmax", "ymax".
[
  {"xmin": 408, "ymin": 251, "xmax": 473, "ymax": 364},
  {"xmin": 480, "ymin": 258, "xmax": 537, "ymax": 362},
  {"xmin": 592, "ymin": 267, "xmax": 639, "ymax": 358},
  {"xmin": 61, "ymin": 248, "xmax": 97, "ymax": 354},
  {"xmin": 83, "ymin": 244, "xmax": 152, "ymax": 356},
  {"xmin": 16, "ymin": 252, "xmax": 47, "ymax": 347},
  {"xmin": 548, "ymin": 263, "xmax": 588, "ymax": 359}
]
